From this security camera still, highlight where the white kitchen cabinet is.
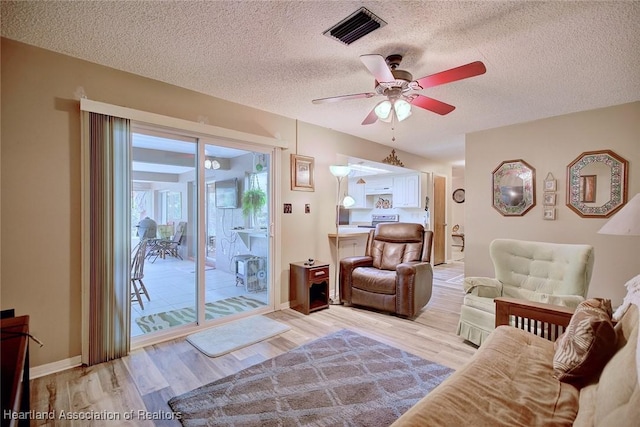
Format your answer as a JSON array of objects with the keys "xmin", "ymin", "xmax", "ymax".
[
  {"xmin": 393, "ymin": 174, "xmax": 421, "ymax": 208},
  {"xmin": 347, "ymin": 178, "xmax": 367, "ymax": 208},
  {"xmin": 364, "ymin": 176, "xmax": 393, "ymax": 195}
]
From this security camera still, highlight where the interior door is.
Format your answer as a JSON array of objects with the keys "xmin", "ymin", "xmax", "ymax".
[{"xmin": 433, "ymin": 175, "xmax": 446, "ymax": 265}]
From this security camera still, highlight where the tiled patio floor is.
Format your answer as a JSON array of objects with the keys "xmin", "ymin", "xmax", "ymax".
[{"xmin": 131, "ymin": 255, "xmax": 268, "ymax": 336}]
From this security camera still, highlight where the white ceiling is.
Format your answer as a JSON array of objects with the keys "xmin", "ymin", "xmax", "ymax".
[{"xmin": 2, "ymin": 1, "xmax": 639, "ymax": 165}]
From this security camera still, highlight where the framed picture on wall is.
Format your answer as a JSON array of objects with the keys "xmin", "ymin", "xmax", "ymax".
[
  {"xmin": 544, "ymin": 178, "xmax": 557, "ymax": 192},
  {"xmin": 543, "ymin": 208, "xmax": 556, "ymax": 220},
  {"xmin": 543, "ymin": 192, "xmax": 556, "ymax": 206},
  {"xmin": 290, "ymin": 154, "xmax": 315, "ymax": 191}
]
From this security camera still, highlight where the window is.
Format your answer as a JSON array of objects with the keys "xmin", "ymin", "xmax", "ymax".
[{"xmin": 160, "ymin": 191, "xmax": 182, "ymax": 224}]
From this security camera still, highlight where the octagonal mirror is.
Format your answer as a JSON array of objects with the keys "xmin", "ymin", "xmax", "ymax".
[
  {"xmin": 566, "ymin": 150, "xmax": 628, "ymax": 218},
  {"xmin": 492, "ymin": 159, "xmax": 536, "ymax": 216}
]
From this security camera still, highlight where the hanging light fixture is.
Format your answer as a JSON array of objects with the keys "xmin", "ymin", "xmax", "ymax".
[
  {"xmin": 204, "ymin": 157, "xmax": 221, "ymax": 170},
  {"xmin": 374, "ymin": 98, "xmax": 412, "ymax": 123}
]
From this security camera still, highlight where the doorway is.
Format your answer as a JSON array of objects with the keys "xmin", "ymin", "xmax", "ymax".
[
  {"xmin": 129, "ymin": 127, "xmax": 272, "ymax": 339},
  {"xmin": 432, "ymin": 175, "xmax": 447, "ymax": 265}
]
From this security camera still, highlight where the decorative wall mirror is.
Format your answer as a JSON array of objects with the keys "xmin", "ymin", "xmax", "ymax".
[
  {"xmin": 492, "ymin": 159, "xmax": 536, "ymax": 216},
  {"xmin": 566, "ymin": 150, "xmax": 628, "ymax": 218}
]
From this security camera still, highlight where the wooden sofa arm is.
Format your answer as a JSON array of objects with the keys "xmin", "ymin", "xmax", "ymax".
[{"xmin": 495, "ymin": 297, "xmax": 575, "ymax": 341}]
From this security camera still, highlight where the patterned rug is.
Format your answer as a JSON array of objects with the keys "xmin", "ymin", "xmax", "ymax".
[
  {"xmin": 135, "ymin": 295, "xmax": 266, "ymax": 333},
  {"xmin": 168, "ymin": 329, "xmax": 453, "ymax": 426}
]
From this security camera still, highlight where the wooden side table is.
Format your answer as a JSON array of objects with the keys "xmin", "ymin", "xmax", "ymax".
[
  {"xmin": 289, "ymin": 261, "xmax": 330, "ymax": 315},
  {"xmin": 1, "ymin": 315, "xmax": 30, "ymax": 427}
]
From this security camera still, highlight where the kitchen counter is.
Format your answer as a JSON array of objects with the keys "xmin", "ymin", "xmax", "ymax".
[{"xmin": 327, "ymin": 226, "xmax": 372, "ymax": 238}]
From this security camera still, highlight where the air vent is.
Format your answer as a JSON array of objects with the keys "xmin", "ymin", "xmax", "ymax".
[{"xmin": 323, "ymin": 7, "xmax": 386, "ymax": 45}]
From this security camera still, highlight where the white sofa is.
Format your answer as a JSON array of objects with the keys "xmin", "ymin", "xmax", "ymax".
[{"xmin": 457, "ymin": 239, "xmax": 594, "ymax": 346}]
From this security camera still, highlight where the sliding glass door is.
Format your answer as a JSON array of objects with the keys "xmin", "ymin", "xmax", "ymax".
[
  {"xmin": 128, "ymin": 126, "xmax": 271, "ymax": 339},
  {"xmin": 130, "ymin": 130, "xmax": 197, "ymax": 336},
  {"xmin": 203, "ymin": 146, "xmax": 270, "ymax": 319}
]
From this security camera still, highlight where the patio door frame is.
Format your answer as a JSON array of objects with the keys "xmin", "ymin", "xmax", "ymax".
[{"xmin": 80, "ymin": 99, "xmax": 285, "ymax": 357}]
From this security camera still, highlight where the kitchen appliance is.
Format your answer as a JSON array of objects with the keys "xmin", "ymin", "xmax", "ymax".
[
  {"xmin": 338, "ymin": 207, "xmax": 350, "ymax": 225},
  {"xmin": 357, "ymin": 214, "xmax": 400, "ymax": 228}
]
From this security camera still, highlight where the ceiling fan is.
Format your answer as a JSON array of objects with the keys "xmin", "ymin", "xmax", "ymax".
[{"xmin": 312, "ymin": 54, "xmax": 486, "ymax": 125}]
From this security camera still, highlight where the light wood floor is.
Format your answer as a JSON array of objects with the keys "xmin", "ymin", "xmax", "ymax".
[{"xmin": 30, "ymin": 262, "xmax": 474, "ymax": 426}]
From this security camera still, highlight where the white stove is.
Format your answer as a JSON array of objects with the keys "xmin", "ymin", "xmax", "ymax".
[{"xmin": 357, "ymin": 214, "xmax": 400, "ymax": 228}]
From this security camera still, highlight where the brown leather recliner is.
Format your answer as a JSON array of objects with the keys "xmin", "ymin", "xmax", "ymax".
[{"xmin": 340, "ymin": 223, "xmax": 434, "ymax": 318}]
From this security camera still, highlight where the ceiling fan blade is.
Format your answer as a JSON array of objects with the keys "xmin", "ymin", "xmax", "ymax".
[
  {"xmin": 410, "ymin": 95, "xmax": 456, "ymax": 115},
  {"xmin": 360, "ymin": 54, "xmax": 395, "ymax": 83},
  {"xmin": 361, "ymin": 107, "xmax": 378, "ymax": 125},
  {"xmin": 415, "ymin": 61, "xmax": 486, "ymax": 89},
  {"xmin": 312, "ymin": 92, "xmax": 377, "ymax": 104}
]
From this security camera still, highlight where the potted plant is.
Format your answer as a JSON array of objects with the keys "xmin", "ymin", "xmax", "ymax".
[{"xmin": 242, "ymin": 187, "xmax": 266, "ymax": 228}]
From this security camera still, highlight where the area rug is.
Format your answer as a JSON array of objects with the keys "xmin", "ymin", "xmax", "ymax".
[
  {"xmin": 135, "ymin": 295, "xmax": 266, "ymax": 333},
  {"xmin": 187, "ymin": 315, "xmax": 291, "ymax": 357},
  {"xmin": 168, "ymin": 329, "xmax": 453, "ymax": 426}
]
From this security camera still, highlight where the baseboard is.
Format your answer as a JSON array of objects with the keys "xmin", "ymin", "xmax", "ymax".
[
  {"xmin": 33, "ymin": 305, "xmax": 292, "ymax": 378},
  {"xmin": 31, "ymin": 355, "xmax": 82, "ymax": 379},
  {"xmin": 278, "ymin": 301, "xmax": 291, "ymax": 310}
]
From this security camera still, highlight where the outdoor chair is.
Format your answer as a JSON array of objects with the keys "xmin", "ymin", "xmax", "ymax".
[
  {"xmin": 131, "ymin": 239, "xmax": 151, "ymax": 309},
  {"xmin": 147, "ymin": 221, "xmax": 186, "ymax": 262}
]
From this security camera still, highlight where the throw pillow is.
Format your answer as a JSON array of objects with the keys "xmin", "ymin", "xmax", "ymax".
[{"xmin": 552, "ymin": 298, "xmax": 616, "ymax": 387}]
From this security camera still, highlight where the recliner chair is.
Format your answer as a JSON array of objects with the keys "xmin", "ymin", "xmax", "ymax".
[
  {"xmin": 457, "ymin": 238, "xmax": 594, "ymax": 346},
  {"xmin": 340, "ymin": 223, "xmax": 434, "ymax": 318}
]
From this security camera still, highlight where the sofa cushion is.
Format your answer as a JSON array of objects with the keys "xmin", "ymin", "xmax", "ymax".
[
  {"xmin": 573, "ymin": 304, "xmax": 640, "ymax": 427},
  {"xmin": 352, "ymin": 267, "xmax": 396, "ymax": 295},
  {"xmin": 391, "ymin": 326, "xmax": 579, "ymax": 426},
  {"xmin": 553, "ymin": 298, "xmax": 616, "ymax": 386},
  {"xmin": 371, "ymin": 241, "xmax": 422, "ymax": 270}
]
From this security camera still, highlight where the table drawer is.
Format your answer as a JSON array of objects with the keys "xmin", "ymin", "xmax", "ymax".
[{"xmin": 307, "ymin": 266, "xmax": 329, "ymax": 281}]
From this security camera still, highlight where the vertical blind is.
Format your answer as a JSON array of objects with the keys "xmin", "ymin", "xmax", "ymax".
[{"xmin": 86, "ymin": 112, "xmax": 131, "ymax": 365}]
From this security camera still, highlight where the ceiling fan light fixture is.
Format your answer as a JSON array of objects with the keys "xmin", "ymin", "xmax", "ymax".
[
  {"xmin": 394, "ymin": 99, "xmax": 412, "ymax": 121},
  {"xmin": 204, "ymin": 157, "xmax": 221, "ymax": 170},
  {"xmin": 374, "ymin": 100, "xmax": 392, "ymax": 121}
]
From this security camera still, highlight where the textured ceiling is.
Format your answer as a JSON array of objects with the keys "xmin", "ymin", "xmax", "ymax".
[{"xmin": 2, "ymin": 1, "xmax": 639, "ymax": 164}]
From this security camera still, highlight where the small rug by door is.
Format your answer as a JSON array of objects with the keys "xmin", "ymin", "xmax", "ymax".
[
  {"xmin": 168, "ymin": 329, "xmax": 453, "ymax": 426},
  {"xmin": 135, "ymin": 295, "xmax": 266, "ymax": 334},
  {"xmin": 187, "ymin": 315, "xmax": 291, "ymax": 357}
]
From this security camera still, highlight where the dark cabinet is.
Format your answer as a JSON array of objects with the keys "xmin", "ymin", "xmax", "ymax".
[{"xmin": 289, "ymin": 261, "xmax": 330, "ymax": 315}]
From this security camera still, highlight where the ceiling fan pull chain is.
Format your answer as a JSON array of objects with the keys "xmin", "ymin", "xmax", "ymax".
[{"xmin": 391, "ymin": 112, "xmax": 396, "ymax": 142}]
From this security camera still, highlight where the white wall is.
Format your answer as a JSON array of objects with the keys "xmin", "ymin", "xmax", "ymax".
[
  {"xmin": 451, "ymin": 166, "xmax": 465, "ymax": 232},
  {"xmin": 465, "ymin": 102, "xmax": 639, "ymax": 306}
]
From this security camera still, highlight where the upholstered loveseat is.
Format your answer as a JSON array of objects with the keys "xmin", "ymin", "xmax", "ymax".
[
  {"xmin": 458, "ymin": 239, "xmax": 594, "ymax": 346},
  {"xmin": 392, "ymin": 294, "xmax": 640, "ymax": 427}
]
